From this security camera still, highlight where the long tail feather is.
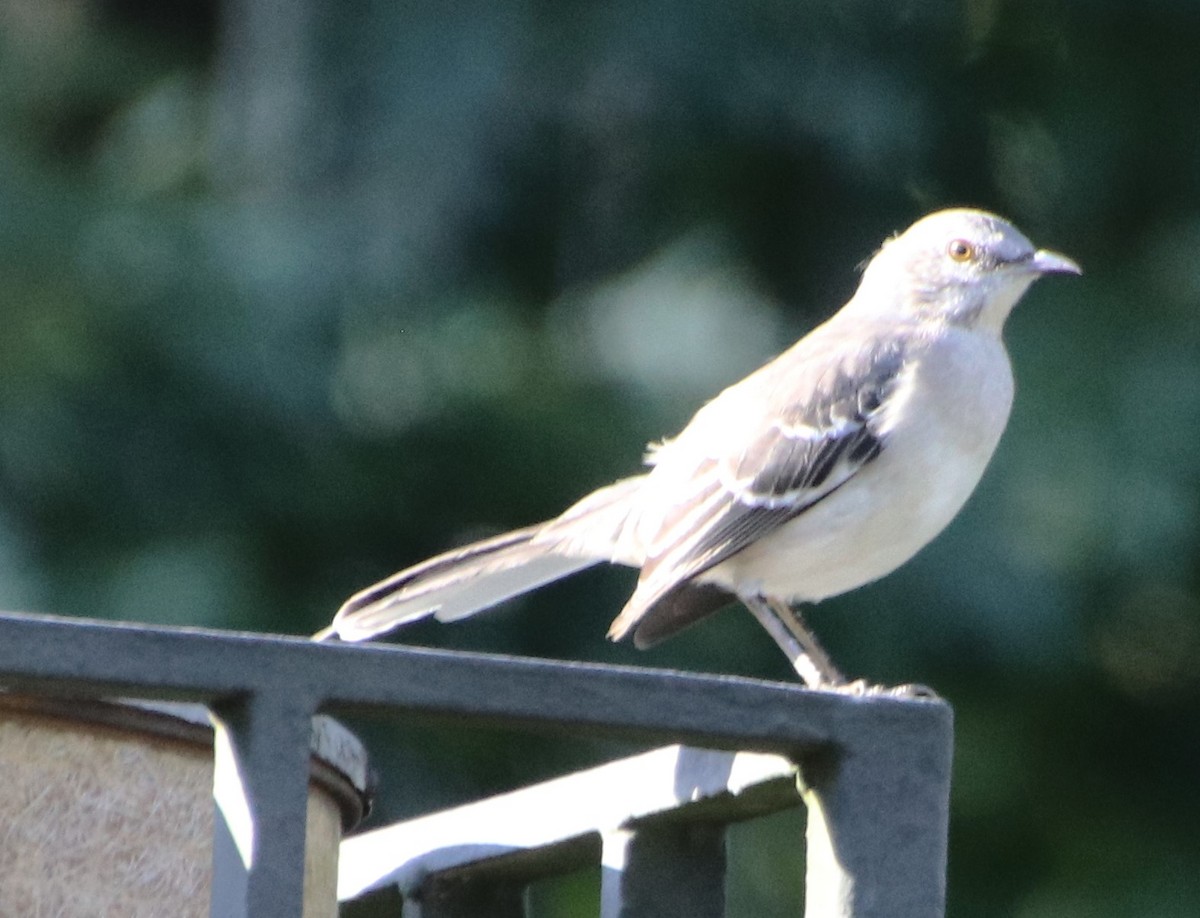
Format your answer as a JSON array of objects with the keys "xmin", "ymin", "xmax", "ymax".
[{"xmin": 316, "ymin": 476, "xmax": 647, "ymax": 642}]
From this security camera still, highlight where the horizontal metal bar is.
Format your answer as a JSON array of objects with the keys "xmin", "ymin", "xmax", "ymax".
[
  {"xmin": 0, "ymin": 611, "xmax": 949, "ymax": 757},
  {"xmin": 338, "ymin": 745, "xmax": 799, "ymax": 900}
]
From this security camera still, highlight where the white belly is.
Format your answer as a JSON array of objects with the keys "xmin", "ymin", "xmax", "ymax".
[{"xmin": 710, "ymin": 329, "xmax": 1014, "ymax": 602}]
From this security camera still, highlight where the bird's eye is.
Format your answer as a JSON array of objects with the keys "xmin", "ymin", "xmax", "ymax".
[{"xmin": 947, "ymin": 239, "xmax": 974, "ymax": 262}]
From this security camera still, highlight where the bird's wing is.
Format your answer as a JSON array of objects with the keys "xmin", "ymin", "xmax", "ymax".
[{"xmin": 609, "ymin": 334, "xmax": 909, "ymax": 641}]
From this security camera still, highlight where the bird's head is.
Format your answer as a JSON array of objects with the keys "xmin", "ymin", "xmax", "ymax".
[{"xmin": 853, "ymin": 208, "xmax": 1081, "ymax": 334}]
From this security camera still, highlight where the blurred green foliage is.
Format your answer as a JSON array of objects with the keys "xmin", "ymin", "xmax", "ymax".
[{"xmin": 1, "ymin": 1, "xmax": 1199, "ymax": 915}]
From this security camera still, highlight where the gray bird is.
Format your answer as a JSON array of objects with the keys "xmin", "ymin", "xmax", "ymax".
[{"xmin": 316, "ymin": 209, "xmax": 1080, "ymax": 688}]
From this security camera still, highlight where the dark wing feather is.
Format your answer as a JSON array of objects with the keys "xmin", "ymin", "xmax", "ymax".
[
  {"xmin": 629, "ymin": 581, "xmax": 737, "ymax": 648},
  {"xmin": 609, "ymin": 337, "xmax": 907, "ymax": 643}
]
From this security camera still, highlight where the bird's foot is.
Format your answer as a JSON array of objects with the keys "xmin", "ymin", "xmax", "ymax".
[{"xmin": 815, "ymin": 679, "xmax": 941, "ymax": 701}]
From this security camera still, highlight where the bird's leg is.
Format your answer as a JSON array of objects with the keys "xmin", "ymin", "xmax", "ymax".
[
  {"xmin": 742, "ymin": 594, "xmax": 846, "ymax": 688},
  {"xmin": 743, "ymin": 596, "xmax": 942, "ymax": 699}
]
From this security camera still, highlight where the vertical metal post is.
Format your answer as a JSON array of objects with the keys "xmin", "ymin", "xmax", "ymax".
[
  {"xmin": 800, "ymin": 703, "xmax": 954, "ymax": 918},
  {"xmin": 601, "ymin": 823, "xmax": 727, "ymax": 918},
  {"xmin": 210, "ymin": 691, "xmax": 318, "ymax": 918}
]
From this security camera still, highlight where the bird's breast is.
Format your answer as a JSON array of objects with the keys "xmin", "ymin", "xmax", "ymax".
[{"xmin": 714, "ymin": 329, "xmax": 1014, "ymax": 602}]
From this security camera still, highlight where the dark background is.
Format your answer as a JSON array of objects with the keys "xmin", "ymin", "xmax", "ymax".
[{"xmin": 1, "ymin": 1, "xmax": 1198, "ymax": 915}]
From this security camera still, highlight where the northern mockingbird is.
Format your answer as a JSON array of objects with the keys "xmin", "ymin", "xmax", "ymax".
[{"xmin": 316, "ymin": 209, "xmax": 1080, "ymax": 688}]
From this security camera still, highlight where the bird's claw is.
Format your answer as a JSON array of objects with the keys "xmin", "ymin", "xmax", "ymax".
[{"xmin": 815, "ymin": 679, "xmax": 941, "ymax": 701}]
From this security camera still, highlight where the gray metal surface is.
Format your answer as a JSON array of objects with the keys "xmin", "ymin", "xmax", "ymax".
[
  {"xmin": 210, "ymin": 692, "xmax": 318, "ymax": 918},
  {"xmin": 338, "ymin": 745, "xmax": 799, "ymax": 901},
  {"xmin": 0, "ymin": 610, "xmax": 953, "ymax": 917},
  {"xmin": 601, "ymin": 823, "xmax": 727, "ymax": 918},
  {"xmin": 800, "ymin": 700, "xmax": 954, "ymax": 918}
]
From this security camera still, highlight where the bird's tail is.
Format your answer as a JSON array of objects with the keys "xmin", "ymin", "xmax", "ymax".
[{"xmin": 315, "ymin": 476, "xmax": 646, "ymax": 642}]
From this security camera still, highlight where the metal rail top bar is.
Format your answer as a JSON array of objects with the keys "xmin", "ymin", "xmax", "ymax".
[{"xmin": 0, "ymin": 610, "xmax": 948, "ymax": 755}]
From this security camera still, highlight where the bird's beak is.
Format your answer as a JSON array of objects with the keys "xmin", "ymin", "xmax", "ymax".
[{"xmin": 1030, "ymin": 249, "xmax": 1082, "ymax": 276}]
